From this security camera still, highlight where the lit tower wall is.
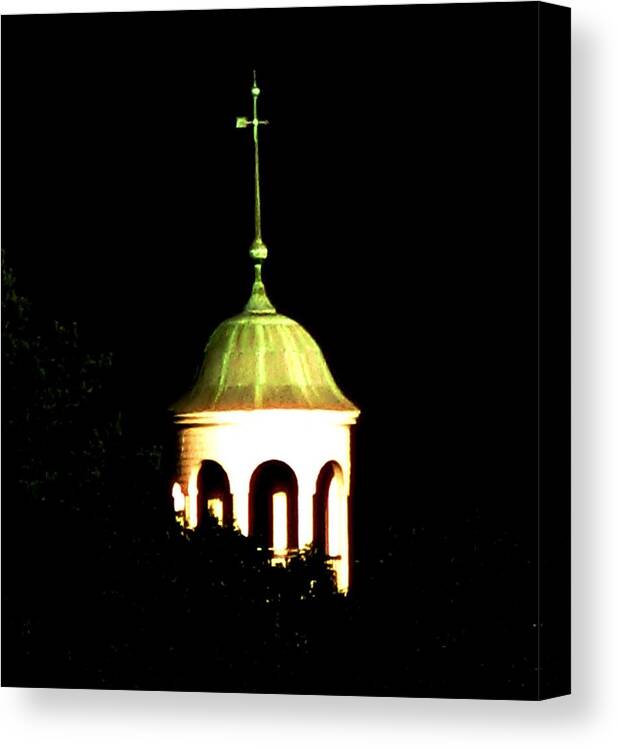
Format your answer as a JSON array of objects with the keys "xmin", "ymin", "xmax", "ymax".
[{"xmin": 171, "ymin": 75, "xmax": 360, "ymax": 592}]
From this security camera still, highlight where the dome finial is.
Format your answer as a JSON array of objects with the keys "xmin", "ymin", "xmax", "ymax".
[{"xmin": 236, "ymin": 71, "xmax": 275, "ymax": 313}]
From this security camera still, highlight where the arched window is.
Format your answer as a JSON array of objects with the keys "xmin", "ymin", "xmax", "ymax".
[
  {"xmin": 314, "ymin": 461, "xmax": 345, "ymax": 557},
  {"xmin": 249, "ymin": 461, "xmax": 299, "ymax": 554},
  {"xmin": 197, "ymin": 460, "xmax": 233, "ymax": 529}
]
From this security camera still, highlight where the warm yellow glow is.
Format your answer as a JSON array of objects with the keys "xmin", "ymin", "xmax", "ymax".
[
  {"xmin": 327, "ymin": 468, "xmax": 348, "ymax": 593},
  {"xmin": 272, "ymin": 491, "xmax": 287, "ymax": 555},
  {"xmin": 187, "ymin": 468, "xmax": 199, "ymax": 529},
  {"xmin": 208, "ymin": 498, "xmax": 223, "ymax": 525},
  {"xmin": 174, "ymin": 409, "xmax": 355, "ymax": 593},
  {"xmin": 327, "ymin": 477, "xmax": 341, "ymax": 556},
  {"xmin": 172, "ymin": 482, "xmax": 185, "ymax": 513}
]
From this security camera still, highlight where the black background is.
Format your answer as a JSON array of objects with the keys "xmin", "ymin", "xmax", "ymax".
[{"xmin": 1, "ymin": 2, "xmax": 570, "ymax": 699}]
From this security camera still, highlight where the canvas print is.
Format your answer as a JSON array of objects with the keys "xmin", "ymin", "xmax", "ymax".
[{"xmin": 1, "ymin": 2, "xmax": 570, "ymax": 699}]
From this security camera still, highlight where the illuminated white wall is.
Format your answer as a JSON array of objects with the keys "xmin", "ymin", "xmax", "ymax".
[{"xmin": 173, "ymin": 409, "xmax": 357, "ymax": 592}]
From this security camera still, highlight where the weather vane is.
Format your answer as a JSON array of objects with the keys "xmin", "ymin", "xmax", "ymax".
[{"xmin": 236, "ymin": 71, "xmax": 269, "ymax": 263}]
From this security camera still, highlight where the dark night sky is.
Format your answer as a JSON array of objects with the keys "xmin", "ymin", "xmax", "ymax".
[
  {"xmin": 1, "ymin": 3, "xmax": 569, "ymax": 698},
  {"xmin": 2, "ymin": 4, "xmax": 537, "ymax": 415}
]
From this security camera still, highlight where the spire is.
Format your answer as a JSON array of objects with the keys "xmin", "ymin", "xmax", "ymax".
[{"xmin": 236, "ymin": 71, "xmax": 275, "ymax": 314}]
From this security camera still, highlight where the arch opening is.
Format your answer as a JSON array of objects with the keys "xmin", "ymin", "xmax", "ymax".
[
  {"xmin": 314, "ymin": 461, "xmax": 345, "ymax": 557},
  {"xmin": 249, "ymin": 460, "xmax": 299, "ymax": 553},
  {"xmin": 197, "ymin": 460, "xmax": 233, "ymax": 529}
]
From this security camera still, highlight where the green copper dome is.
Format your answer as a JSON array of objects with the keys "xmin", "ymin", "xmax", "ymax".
[
  {"xmin": 172, "ymin": 305, "xmax": 358, "ymax": 414},
  {"xmin": 172, "ymin": 75, "xmax": 357, "ymax": 416}
]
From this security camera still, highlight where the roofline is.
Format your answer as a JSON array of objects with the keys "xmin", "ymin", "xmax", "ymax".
[{"xmin": 173, "ymin": 408, "xmax": 360, "ymax": 428}]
